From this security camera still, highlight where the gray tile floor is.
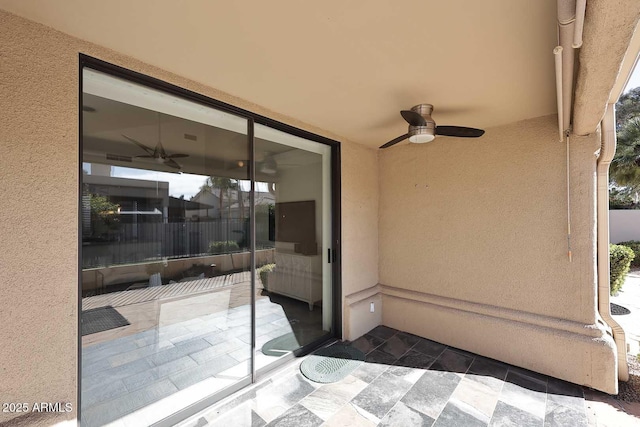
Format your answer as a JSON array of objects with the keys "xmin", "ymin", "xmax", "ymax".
[
  {"xmin": 81, "ymin": 295, "xmax": 323, "ymax": 427},
  {"xmin": 179, "ymin": 326, "xmax": 589, "ymax": 427}
]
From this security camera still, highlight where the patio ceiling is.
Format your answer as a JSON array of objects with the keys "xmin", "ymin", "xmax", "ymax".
[{"xmin": 0, "ymin": 1, "xmax": 559, "ymax": 147}]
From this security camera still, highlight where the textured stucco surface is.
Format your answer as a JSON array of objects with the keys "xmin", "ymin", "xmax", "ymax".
[
  {"xmin": 378, "ymin": 115, "xmax": 617, "ymax": 392},
  {"xmin": 0, "ymin": 10, "xmax": 378, "ymax": 425},
  {"xmin": 340, "ymin": 141, "xmax": 380, "ymax": 339},
  {"xmin": 340, "ymin": 142, "xmax": 379, "ymax": 296},
  {"xmin": 380, "ymin": 115, "xmax": 598, "ymax": 324},
  {"xmin": 573, "ymin": 0, "xmax": 640, "ymax": 135}
]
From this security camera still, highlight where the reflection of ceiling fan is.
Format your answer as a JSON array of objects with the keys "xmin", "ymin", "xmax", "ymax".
[
  {"xmin": 380, "ymin": 104, "xmax": 485, "ymax": 149},
  {"xmin": 122, "ymin": 115, "xmax": 189, "ymax": 169}
]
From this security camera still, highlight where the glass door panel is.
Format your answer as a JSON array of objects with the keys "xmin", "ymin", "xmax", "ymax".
[
  {"xmin": 81, "ymin": 69, "xmax": 251, "ymax": 426},
  {"xmin": 253, "ymin": 124, "xmax": 333, "ymax": 372}
]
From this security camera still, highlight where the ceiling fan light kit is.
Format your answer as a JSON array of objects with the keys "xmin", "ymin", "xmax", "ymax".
[
  {"xmin": 380, "ymin": 103, "xmax": 484, "ymax": 149},
  {"xmin": 408, "ymin": 128, "xmax": 435, "ymax": 143}
]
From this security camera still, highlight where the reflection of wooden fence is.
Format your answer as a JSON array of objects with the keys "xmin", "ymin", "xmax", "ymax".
[{"xmin": 82, "ymin": 219, "xmax": 272, "ymax": 268}]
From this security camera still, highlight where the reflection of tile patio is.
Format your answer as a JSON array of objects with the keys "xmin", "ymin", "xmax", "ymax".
[
  {"xmin": 81, "ymin": 274, "xmax": 323, "ymax": 427},
  {"xmin": 177, "ymin": 326, "xmax": 590, "ymax": 427}
]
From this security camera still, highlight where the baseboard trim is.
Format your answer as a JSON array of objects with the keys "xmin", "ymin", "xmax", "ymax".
[{"xmin": 379, "ymin": 283, "xmax": 602, "ymax": 338}]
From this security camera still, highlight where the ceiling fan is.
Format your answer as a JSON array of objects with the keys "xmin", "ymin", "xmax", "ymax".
[
  {"xmin": 122, "ymin": 116, "xmax": 189, "ymax": 169},
  {"xmin": 379, "ymin": 104, "xmax": 485, "ymax": 149}
]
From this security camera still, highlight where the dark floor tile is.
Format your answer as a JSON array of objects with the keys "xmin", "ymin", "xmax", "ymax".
[
  {"xmin": 401, "ymin": 369, "xmax": 461, "ymax": 419},
  {"xmin": 351, "ymin": 361, "xmax": 389, "ymax": 383},
  {"xmin": 429, "ymin": 348, "xmax": 474, "ymax": 374},
  {"xmin": 395, "ymin": 350, "xmax": 436, "ymax": 370},
  {"xmin": 396, "ymin": 332, "xmax": 422, "ymax": 348},
  {"xmin": 378, "ymin": 334, "xmax": 413, "ymax": 359},
  {"xmin": 349, "ymin": 334, "xmax": 385, "ymax": 355},
  {"xmin": 504, "ymin": 370, "xmax": 547, "ymax": 393},
  {"xmin": 544, "ymin": 403, "xmax": 588, "ymax": 427},
  {"xmin": 379, "ymin": 401, "xmax": 435, "ymax": 427},
  {"xmin": 469, "ymin": 356, "xmax": 509, "ymax": 381},
  {"xmin": 367, "ymin": 325, "xmax": 398, "ymax": 340},
  {"xmin": 546, "ymin": 376, "xmax": 583, "ymax": 398},
  {"xmin": 365, "ymin": 349, "xmax": 398, "ymax": 365},
  {"xmin": 351, "ymin": 368, "xmax": 419, "ymax": 419},
  {"xmin": 265, "ymin": 404, "xmax": 322, "ymax": 427},
  {"xmin": 489, "ymin": 401, "xmax": 543, "ymax": 427},
  {"xmin": 433, "ymin": 400, "xmax": 488, "ymax": 427},
  {"xmin": 508, "ymin": 366, "xmax": 550, "ymax": 386},
  {"xmin": 447, "ymin": 346, "xmax": 477, "ymax": 359},
  {"xmin": 413, "ymin": 338, "xmax": 447, "ymax": 359}
]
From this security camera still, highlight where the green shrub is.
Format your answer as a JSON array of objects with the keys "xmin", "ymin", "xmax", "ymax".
[
  {"xmin": 258, "ymin": 263, "xmax": 275, "ymax": 290},
  {"xmin": 618, "ymin": 240, "xmax": 640, "ymax": 267},
  {"xmin": 208, "ymin": 240, "xmax": 240, "ymax": 255},
  {"xmin": 610, "ymin": 243, "xmax": 634, "ymax": 295}
]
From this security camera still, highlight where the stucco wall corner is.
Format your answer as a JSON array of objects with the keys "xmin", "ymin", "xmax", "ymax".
[{"xmin": 573, "ymin": 0, "xmax": 640, "ymax": 135}]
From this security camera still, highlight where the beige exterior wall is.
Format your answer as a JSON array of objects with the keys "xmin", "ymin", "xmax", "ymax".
[
  {"xmin": 378, "ymin": 115, "xmax": 617, "ymax": 392},
  {"xmin": 341, "ymin": 142, "xmax": 380, "ymax": 340},
  {"xmin": 0, "ymin": 10, "xmax": 379, "ymax": 425}
]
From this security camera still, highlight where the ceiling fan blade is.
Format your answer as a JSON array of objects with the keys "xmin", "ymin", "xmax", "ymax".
[
  {"xmin": 164, "ymin": 158, "xmax": 182, "ymax": 169},
  {"xmin": 400, "ymin": 110, "xmax": 427, "ymax": 127},
  {"xmin": 436, "ymin": 126, "xmax": 485, "ymax": 138},
  {"xmin": 122, "ymin": 134, "xmax": 154, "ymax": 154},
  {"xmin": 379, "ymin": 133, "xmax": 409, "ymax": 149},
  {"xmin": 165, "ymin": 153, "xmax": 189, "ymax": 159}
]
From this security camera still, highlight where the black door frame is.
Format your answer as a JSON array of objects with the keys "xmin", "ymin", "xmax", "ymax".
[{"xmin": 78, "ymin": 53, "xmax": 342, "ymax": 425}]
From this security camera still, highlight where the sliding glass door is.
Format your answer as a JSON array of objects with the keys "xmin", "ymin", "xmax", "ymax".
[
  {"xmin": 81, "ymin": 68, "xmax": 253, "ymax": 426},
  {"xmin": 253, "ymin": 125, "xmax": 333, "ymax": 372},
  {"xmin": 80, "ymin": 61, "xmax": 337, "ymax": 426}
]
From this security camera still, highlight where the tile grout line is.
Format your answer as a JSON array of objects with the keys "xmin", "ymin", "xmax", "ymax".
[{"xmin": 429, "ymin": 348, "xmax": 477, "ymax": 426}]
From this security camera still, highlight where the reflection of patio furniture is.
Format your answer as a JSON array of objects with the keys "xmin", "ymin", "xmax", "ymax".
[{"xmin": 270, "ymin": 251, "xmax": 322, "ymax": 310}]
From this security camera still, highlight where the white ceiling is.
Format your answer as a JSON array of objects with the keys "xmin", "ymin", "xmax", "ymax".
[{"xmin": 0, "ymin": 0, "xmax": 559, "ymax": 147}]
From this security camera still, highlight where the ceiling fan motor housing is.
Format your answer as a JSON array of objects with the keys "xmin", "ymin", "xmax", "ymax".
[{"xmin": 409, "ymin": 104, "xmax": 436, "ymax": 143}]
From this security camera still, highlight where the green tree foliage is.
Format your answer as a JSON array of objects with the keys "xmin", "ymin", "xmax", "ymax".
[
  {"xmin": 610, "ymin": 88, "xmax": 640, "ymax": 204},
  {"xmin": 610, "ymin": 117, "xmax": 640, "ymax": 190},
  {"xmin": 89, "ymin": 195, "xmax": 120, "ymax": 238},
  {"xmin": 616, "ymin": 87, "xmax": 640, "ymax": 129},
  {"xmin": 200, "ymin": 176, "xmax": 239, "ymax": 219},
  {"xmin": 609, "ymin": 186, "xmax": 638, "ymax": 209},
  {"xmin": 610, "ymin": 243, "xmax": 634, "ymax": 295}
]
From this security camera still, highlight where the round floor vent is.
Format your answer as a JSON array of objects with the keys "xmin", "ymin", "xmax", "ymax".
[{"xmin": 300, "ymin": 344, "xmax": 365, "ymax": 383}]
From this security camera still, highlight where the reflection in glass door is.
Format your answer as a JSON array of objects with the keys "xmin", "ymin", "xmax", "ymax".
[
  {"xmin": 253, "ymin": 124, "xmax": 332, "ymax": 372},
  {"xmin": 80, "ymin": 68, "xmax": 252, "ymax": 426},
  {"xmin": 80, "ymin": 61, "xmax": 337, "ymax": 427}
]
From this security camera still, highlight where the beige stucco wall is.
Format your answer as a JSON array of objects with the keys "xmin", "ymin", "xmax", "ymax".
[
  {"xmin": 340, "ymin": 142, "xmax": 380, "ymax": 339},
  {"xmin": 378, "ymin": 114, "xmax": 617, "ymax": 392},
  {"xmin": 0, "ymin": 10, "xmax": 379, "ymax": 425}
]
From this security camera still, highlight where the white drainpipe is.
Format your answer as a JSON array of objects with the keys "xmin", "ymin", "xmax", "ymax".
[
  {"xmin": 556, "ymin": 0, "xmax": 578, "ymax": 136},
  {"xmin": 597, "ymin": 104, "xmax": 629, "ymax": 382},
  {"xmin": 556, "ymin": 0, "xmax": 628, "ymax": 384}
]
